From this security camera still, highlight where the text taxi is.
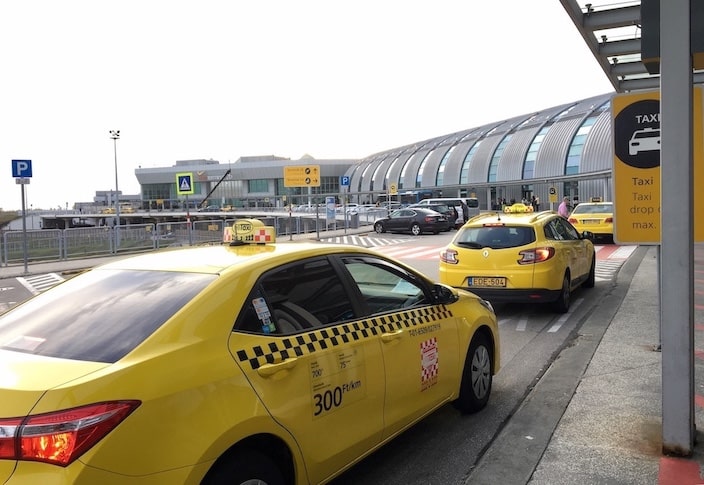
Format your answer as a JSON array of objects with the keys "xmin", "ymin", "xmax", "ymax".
[{"xmin": 0, "ymin": 219, "xmax": 499, "ymax": 484}]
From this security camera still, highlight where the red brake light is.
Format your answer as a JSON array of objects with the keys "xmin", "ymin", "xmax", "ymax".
[
  {"xmin": 518, "ymin": 247, "xmax": 555, "ymax": 264},
  {"xmin": 568, "ymin": 217, "xmax": 577, "ymax": 224},
  {"xmin": 605, "ymin": 217, "xmax": 613, "ymax": 223},
  {"xmin": 440, "ymin": 248, "xmax": 458, "ymax": 264},
  {"xmin": 0, "ymin": 401, "xmax": 140, "ymax": 466}
]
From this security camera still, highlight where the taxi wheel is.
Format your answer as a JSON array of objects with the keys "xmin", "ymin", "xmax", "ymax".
[
  {"xmin": 411, "ymin": 223, "xmax": 422, "ymax": 236},
  {"xmin": 374, "ymin": 222, "xmax": 386, "ymax": 234},
  {"xmin": 583, "ymin": 253, "xmax": 596, "ymax": 288},
  {"xmin": 454, "ymin": 334, "xmax": 492, "ymax": 414},
  {"xmin": 204, "ymin": 450, "xmax": 285, "ymax": 485},
  {"xmin": 553, "ymin": 273, "xmax": 571, "ymax": 313}
]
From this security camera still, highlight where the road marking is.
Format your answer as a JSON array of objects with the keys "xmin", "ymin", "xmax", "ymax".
[
  {"xmin": 17, "ymin": 273, "xmax": 65, "ymax": 295},
  {"xmin": 548, "ymin": 298, "xmax": 584, "ymax": 333}
]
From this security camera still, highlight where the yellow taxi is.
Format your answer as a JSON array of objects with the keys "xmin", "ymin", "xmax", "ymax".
[
  {"xmin": 440, "ymin": 204, "xmax": 596, "ymax": 313},
  {"xmin": 567, "ymin": 201, "xmax": 614, "ymax": 241},
  {"xmin": 0, "ymin": 219, "xmax": 499, "ymax": 484}
]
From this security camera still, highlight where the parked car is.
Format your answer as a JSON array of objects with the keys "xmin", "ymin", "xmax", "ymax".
[
  {"xmin": 408, "ymin": 203, "xmax": 456, "ymax": 229},
  {"xmin": 198, "ymin": 205, "xmax": 221, "ymax": 212},
  {"xmin": 374, "ymin": 207, "xmax": 450, "ymax": 235},
  {"xmin": 439, "ymin": 204, "xmax": 596, "ymax": 313},
  {"xmin": 0, "ymin": 219, "xmax": 499, "ymax": 484}
]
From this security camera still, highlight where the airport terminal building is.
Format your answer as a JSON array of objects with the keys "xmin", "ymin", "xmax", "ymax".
[{"xmin": 132, "ymin": 92, "xmax": 615, "ymax": 211}]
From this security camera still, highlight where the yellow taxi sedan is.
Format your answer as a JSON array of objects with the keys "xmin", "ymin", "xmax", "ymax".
[
  {"xmin": 0, "ymin": 220, "xmax": 499, "ymax": 485},
  {"xmin": 568, "ymin": 201, "xmax": 614, "ymax": 241},
  {"xmin": 440, "ymin": 205, "xmax": 596, "ymax": 313}
]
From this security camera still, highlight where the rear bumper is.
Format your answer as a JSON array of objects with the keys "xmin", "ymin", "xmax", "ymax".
[{"xmin": 457, "ymin": 287, "xmax": 561, "ymax": 304}]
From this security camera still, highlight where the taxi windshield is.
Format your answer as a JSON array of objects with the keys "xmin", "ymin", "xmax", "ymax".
[{"xmin": 0, "ymin": 269, "xmax": 215, "ymax": 363}]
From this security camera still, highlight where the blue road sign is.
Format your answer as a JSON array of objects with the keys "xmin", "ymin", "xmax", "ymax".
[
  {"xmin": 341, "ymin": 175, "xmax": 350, "ymax": 186},
  {"xmin": 176, "ymin": 172, "xmax": 194, "ymax": 195},
  {"xmin": 12, "ymin": 159, "xmax": 32, "ymax": 178}
]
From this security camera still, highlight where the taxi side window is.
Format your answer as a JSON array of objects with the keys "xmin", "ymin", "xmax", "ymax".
[
  {"xmin": 545, "ymin": 218, "xmax": 579, "ymax": 241},
  {"xmin": 553, "ymin": 218, "xmax": 579, "ymax": 240},
  {"xmin": 234, "ymin": 257, "xmax": 355, "ymax": 335},
  {"xmin": 341, "ymin": 256, "xmax": 428, "ymax": 316}
]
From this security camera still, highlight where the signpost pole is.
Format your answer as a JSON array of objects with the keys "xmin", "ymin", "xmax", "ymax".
[
  {"xmin": 11, "ymin": 160, "xmax": 32, "ymax": 274},
  {"xmin": 20, "ymin": 183, "xmax": 28, "ymax": 274}
]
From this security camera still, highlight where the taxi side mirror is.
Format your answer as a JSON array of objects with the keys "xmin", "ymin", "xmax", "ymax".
[
  {"xmin": 432, "ymin": 283, "xmax": 459, "ymax": 304},
  {"xmin": 581, "ymin": 230, "xmax": 595, "ymax": 240}
]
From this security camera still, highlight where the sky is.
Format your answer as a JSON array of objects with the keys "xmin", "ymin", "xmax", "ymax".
[{"xmin": 0, "ymin": 0, "xmax": 614, "ymax": 212}]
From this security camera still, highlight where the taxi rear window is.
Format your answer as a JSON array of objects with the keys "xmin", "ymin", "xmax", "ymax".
[
  {"xmin": 0, "ymin": 269, "xmax": 215, "ymax": 363},
  {"xmin": 456, "ymin": 225, "xmax": 535, "ymax": 249}
]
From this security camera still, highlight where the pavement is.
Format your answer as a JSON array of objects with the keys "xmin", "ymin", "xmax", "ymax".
[{"xmin": 1, "ymin": 228, "xmax": 703, "ymax": 484}]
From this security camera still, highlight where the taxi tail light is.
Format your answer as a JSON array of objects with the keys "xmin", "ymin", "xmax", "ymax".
[
  {"xmin": 0, "ymin": 400, "xmax": 140, "ymax": 466},
  {"xmin": 567, "ymin": 217, "xmax": 577, "ymax": 224},
  {"xmin": 518, "ymin": 247, "xmax": 555, "ymax": 264},
  {"xmin": 605, "ymin": 217, "xmax": 613, "ymax": 223},
  {"xmin": 440, "ymin": 248, "xmax": 458, "ymax": 264}
]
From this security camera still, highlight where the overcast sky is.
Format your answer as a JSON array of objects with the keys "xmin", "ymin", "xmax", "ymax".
[{"xmin": 0, "ymin": 0, "xmax": 614, "ymax": 211}]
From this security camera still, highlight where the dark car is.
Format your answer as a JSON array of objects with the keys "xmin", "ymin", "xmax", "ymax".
[
  {"xmin": 374, "ymin": 208, "xmax": 450, "ymax": 236},
  {"xmin": 408, "ymin": 203, "xmax": 456, "ymax": 229}
]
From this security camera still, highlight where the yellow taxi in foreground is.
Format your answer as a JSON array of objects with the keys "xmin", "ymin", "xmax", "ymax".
[
  {"xmin": 440, "ymin": 205, "xmax": 596, "ymax": 313},
  {"xmin": 0, "ymin": 220, "xmax": 499, "ymax": 485},
  {"xmin": 567, "ymin": 201, "xmax": 614, "ymax": 241}
]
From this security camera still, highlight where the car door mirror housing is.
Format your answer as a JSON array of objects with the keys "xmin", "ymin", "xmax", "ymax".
[{"xmin": 432, "ymin": 283, "xmax": 459, "ymax": 304}]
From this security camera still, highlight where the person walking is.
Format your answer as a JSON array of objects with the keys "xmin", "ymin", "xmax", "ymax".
[
  {"xmin": 460, "ymin": 200, "xmax": 469, "ymax": 223},
  {"xmin": 558, "ymin": 196, "xmax": 570, "ymax": 218}
]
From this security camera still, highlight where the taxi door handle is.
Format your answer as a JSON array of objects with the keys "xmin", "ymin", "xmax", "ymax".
[
  {"xmin": 257, "ymin": 358, "xmax": 298, "ymax": 377},
  {"xmin": 381, "ymin": 329, "xmax": 404, "ymax": 342}
]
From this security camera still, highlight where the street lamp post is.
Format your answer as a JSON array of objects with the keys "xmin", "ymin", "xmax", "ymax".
[{"xmin": 109, "ymin": 130, "xmax": 120, "ymax": 251}]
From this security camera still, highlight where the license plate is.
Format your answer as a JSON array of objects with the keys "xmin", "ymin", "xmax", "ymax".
[
  {"xmin": 468, "ymin": 277, "xmax": 506, "ymax": 287},
  {"xmin": 582, "ymin": 219, "xmax": 599, "ymax": 224}
]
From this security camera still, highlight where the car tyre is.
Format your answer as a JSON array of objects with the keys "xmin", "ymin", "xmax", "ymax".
[
  {"xmin": 554, "ymin": 273, "xmax": 571, "ymax": 313},
  {"xmin": 583, "ymin": 253, "xmax": 596, "ymax": 288},
  {"xmin": 453, "ymin": 333, "xmax": 492, "ymax": 414},
  {"xmin": 204, "ymin": 450, "xmax": 285, "ymax": 485},
  {"xmin": 374, "ymin": 222, "xmax": 386, "ymax": 234},
  {"xmin": 411, "ymin": 223, "xmax": 422, "ymax": 236}
]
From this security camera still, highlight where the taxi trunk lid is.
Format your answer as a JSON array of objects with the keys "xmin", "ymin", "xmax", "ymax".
[{"xmin": 0, "ymin": 349, "xmax": 108, "ymax": 422}]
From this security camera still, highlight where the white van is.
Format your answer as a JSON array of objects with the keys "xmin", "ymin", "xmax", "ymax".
[{"xmin": 414, "ymin": 197, "xmax": 480, "ymax": 226}]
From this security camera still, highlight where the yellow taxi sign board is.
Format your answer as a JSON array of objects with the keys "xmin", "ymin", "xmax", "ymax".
[
  {"xmin": 224, "ymin": 219, "xmax": 276, "ymax": 244},
  {"xmin": 612, "ymin": 88, "xmax": 704, "ymax": 244},
  {"xmin": 284, "ymin": 165, "xmax": 320, "ymax": 187},
  {"xmin": 548, "ymin": 186, "xmax": 558, "ymax": 203},
  {"xmin": 389, "ymin": 183, "xmax": 398, "ymax": 196},
  {"xmin": 503, "ymin": 203, "xmax": 534, "ymax": 214}
]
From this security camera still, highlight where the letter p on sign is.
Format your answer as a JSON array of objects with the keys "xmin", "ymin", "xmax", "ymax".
[{"xmin": 12, "ymin": 159, "xmax": 32, "ymax": 178}]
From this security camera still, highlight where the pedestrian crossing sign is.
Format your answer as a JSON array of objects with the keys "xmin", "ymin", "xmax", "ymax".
[{"xmin": 176, "ymin": 172, "xmax": 194, "ymax": 195}]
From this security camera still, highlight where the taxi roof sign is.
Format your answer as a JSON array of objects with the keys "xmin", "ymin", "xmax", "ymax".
[
  {"xmin": 224, "ymin": 219, "xmax": 276, "ymax": 245},
  {"xmin": 503, "ymin": 203, "xmax": 534, "ymax": 214}
]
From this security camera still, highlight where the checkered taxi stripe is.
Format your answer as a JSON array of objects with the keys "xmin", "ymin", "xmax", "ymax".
[{"xmin": 236, "ymin": 305, "xmax": 452, "ymax": 370}]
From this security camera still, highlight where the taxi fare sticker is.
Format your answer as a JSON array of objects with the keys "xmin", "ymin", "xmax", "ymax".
[
  {"xmin": 310, "ymin": 347, "xmax": 365, "ymax": 419},
  {"xmin": 420, "ymin": 337, "xmax": 439, "ymax": 391}
]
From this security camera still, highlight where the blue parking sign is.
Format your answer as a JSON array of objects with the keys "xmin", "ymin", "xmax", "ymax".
[
  {"xmin": 341, "ymin": 176, "xmax": 350, "ymax": 186},
  {"xmin": 12, "ymin": 159, "xmax": 32, "ymax": 178}
]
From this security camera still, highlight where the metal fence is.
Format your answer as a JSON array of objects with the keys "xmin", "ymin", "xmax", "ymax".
[{"xmin": 1, "ymin": 213, "xmax": 377, "ymax": 267}]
